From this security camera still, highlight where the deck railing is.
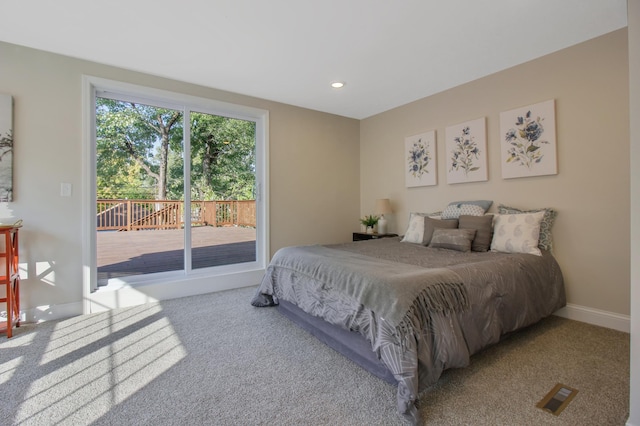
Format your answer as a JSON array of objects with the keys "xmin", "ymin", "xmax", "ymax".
[{"xmin": 97, "ymin": 199, "xmax": 256, "ymax": 231}]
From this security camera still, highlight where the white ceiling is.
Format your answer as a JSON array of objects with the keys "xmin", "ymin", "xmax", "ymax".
[{"xmin": 0, "ymin": 1, "xmax": 628, "ymax": 119}]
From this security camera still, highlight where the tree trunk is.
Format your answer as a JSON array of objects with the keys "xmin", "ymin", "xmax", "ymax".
[
  {"xmin": 155, "ymin": 111, "xmax": 181, "ymax": 200},
  {"xmin": 158, "ymin": 130, "xmax": 169, "ymax": 200}
]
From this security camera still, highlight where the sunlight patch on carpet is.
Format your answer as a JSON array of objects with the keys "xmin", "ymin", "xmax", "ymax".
[{"xmin": 15, "ymin": 305, "xmax": 186, "ymax": 425}]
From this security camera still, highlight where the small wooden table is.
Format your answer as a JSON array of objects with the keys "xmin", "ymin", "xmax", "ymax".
[{"xmin": 0, "ymin": 224, "xmax": 20, "ymax": 338}]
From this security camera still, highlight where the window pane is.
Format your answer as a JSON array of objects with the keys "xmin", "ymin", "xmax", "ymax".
[
  {"xmin": 96, "ymin": 98, "xmax": 185, "ymax": 285},
  {"xmin": 189, "ymin": 111, "xmax": 256, "ymax": 270}
]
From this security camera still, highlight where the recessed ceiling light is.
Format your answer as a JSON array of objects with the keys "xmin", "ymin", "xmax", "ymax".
[{"xmin": 331, "ymin": 81, "xmax": 345, "ymax": 89}]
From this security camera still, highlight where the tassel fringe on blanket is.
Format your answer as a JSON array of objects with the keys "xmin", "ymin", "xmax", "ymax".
[{"xmin": 396, "ymin": 281, "xmax": 469, "ymax": 346}]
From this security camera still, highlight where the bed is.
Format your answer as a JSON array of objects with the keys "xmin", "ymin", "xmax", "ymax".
[{"xmin": 251, "ymin": 207, "xmax": 566, "ymax": 424}]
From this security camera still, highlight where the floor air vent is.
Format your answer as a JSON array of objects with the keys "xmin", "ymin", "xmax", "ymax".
[{"xmin": 536, "ymin": 383, "xmax": 578, "ymax": 416}]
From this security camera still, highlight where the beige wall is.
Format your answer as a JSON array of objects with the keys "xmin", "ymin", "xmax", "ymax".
[
  {"xmin": 0, "ymin": 41, "xmax": 360, "ymax": 316},
  {"xmin": 0, "ymin": 29, "xmax": 631, "ymax": 322},
  {"xmin": 360, "ymin": 29, "xmax": 630, "ymax": 316},
  {"xmin": 269, "ymin": 103, "xmax": 361, "ymax": 249}
]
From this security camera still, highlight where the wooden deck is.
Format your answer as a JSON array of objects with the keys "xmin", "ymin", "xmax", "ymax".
[{"xmin": 97, "ymin": 226, "xmax": 256, "ymax": 286}]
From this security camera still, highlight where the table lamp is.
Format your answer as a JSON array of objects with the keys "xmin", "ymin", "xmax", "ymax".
[{"xmin": 375, "ymin": 198, "xmax": 393, "ymax": 234}]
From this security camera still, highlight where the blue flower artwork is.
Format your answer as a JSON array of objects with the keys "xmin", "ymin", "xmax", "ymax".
[
  {"xmin": 405, "ymin": 130, "xmax": 436, "ymax": 187},
  {"xmin": 408, "ymin": 140, "xmax": 429, "ymax": 177},
  {"xmin": 504, "ymin": 110, "xmax": 548, "ymax": 168},
  {"xmin": 449, "ymin": 126, "xmax": 480, "ymax": 177},
  {"xmin": 500, "ymin": 100, "xmax": 557, "ymax": 179},
  {"xmin": 445, "ymin": 117, "xmax": 488, "ymax": 184}
]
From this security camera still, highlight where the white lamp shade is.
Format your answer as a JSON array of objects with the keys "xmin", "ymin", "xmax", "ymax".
[{"xmin": 375, "ymin": 198, "xmax": 393, "ymax": 215}]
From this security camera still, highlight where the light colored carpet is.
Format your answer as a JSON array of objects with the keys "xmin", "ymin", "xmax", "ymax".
[{"xmin": 0, "ymin": 286, "xmax": 629, "ymax": 425}]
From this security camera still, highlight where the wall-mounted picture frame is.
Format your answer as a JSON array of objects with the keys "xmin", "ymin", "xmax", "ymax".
[
  {"xmin": 500, "ymin": 99, "xmax": 557, "ymax": 179},
  {"xmin": 405, "ymin": 130, "xmax": 436, "ymax": 187},
  {"xmin": 0, "ymin": 94, "xmax": 13, "ymax": 202},
  {"xmin": 445, "ymin": 117, "xmax": 488, "ymax": 184}
]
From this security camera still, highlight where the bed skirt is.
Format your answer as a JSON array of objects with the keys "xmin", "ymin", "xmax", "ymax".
[{"xmin": 277, "ymin": 300, "xmax": 397, "ymax": 385}]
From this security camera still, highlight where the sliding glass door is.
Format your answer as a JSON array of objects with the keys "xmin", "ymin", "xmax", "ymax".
[
  {"xmin": 189, "ymin": 111, "xmax": 256, "ymax": 271},
  {"xmin": 92, "ymin": 85, "xmax": 262, "ymax": 288}
]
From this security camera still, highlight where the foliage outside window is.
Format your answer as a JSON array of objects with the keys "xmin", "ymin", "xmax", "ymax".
[{"xmin": 96, "ymin": 98, "xmax": 256, "ymax": 202}]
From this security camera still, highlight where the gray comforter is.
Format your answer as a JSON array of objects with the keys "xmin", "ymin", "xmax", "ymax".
[{"xmin": 251, "ymin": 237, "xmax": 566, "ymax": 424}]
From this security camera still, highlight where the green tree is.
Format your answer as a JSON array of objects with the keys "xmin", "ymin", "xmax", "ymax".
[
  {"xmin": 188, "ymin": 112, "xmax": 255, "ymax": 200},
  {"xmin": 96, "ymin": 99, "xmax": 255, "ymax": 202},
  {"xmin": 96, "ymin": 98, "xmax": 183, "ymax": 200},
  {"xmin": 96, "ymin": 160, "xmax": 155, "ymax": 199}
]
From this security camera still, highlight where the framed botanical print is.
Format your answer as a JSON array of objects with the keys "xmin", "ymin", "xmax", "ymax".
[
  {"xmin": 0, "ymin": 94, "xmax": 13, "ymax": 201},
  {"xmin": 500, "ymin": 99, "xmax": 557, "ymax": 179},
  {"xmin": 445, "ymin": 117, "xmax": 488, "ymax": 184},
  {"xmin": 405, "ymin": 130, "xmax": 437, "ymax": 187}
]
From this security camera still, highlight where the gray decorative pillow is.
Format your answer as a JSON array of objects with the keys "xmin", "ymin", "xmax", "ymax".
[
  {"xmin": 498, "ymin": 204, "xmax": 557, "ymax": 251},
  {"xmin": 429, "ymin": 228, "xmax": 476, "ymax": 252},
  {"xmin": 458, "ymin": 214, "xmax": 494, "ymax": 252},
  {"xmin": 423, "ymin": 217, "xmax": 458, "ymax": 245}
]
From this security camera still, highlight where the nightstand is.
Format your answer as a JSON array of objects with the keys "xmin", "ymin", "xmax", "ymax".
[{"xmin": 353, "ymin": 232, "xmax": 398, "ymax": 241}]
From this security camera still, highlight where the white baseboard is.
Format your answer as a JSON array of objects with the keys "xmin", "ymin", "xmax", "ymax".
[
  {"xmin": 17, "ymin": 270, "xmax": 263, "ymax": 323},
  {"xmin": 555, "ymin": 303, "xmax": 630, "ymax": 333},
  {"xmin": 87, "ymin": 269, "xmax": 263, "ymax": 313},
  {"xmin": 22, "ymin": 301, "xmax": 84, "ymax": 323},
  {"xmin": 18, "ymin": 296, "xmax": 630, "ymax": 335}
]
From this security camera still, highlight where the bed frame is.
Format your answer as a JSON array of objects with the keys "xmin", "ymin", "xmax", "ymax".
[{"xmin": 277, "ymin": 300, "xmax": 396, "ymax": 384}]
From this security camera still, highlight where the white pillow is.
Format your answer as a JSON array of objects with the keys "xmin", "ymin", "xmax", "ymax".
[
  {"xmin": 441, "ymin": 203, "xmax": 485, "ymax": 219},
  {"xmin": 401, "ymin": 213, "xmax": 426, "ymax": 244},
  {"xmin": 490, "ymin": 211, "xmax": 545, "ymax": 256}
]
